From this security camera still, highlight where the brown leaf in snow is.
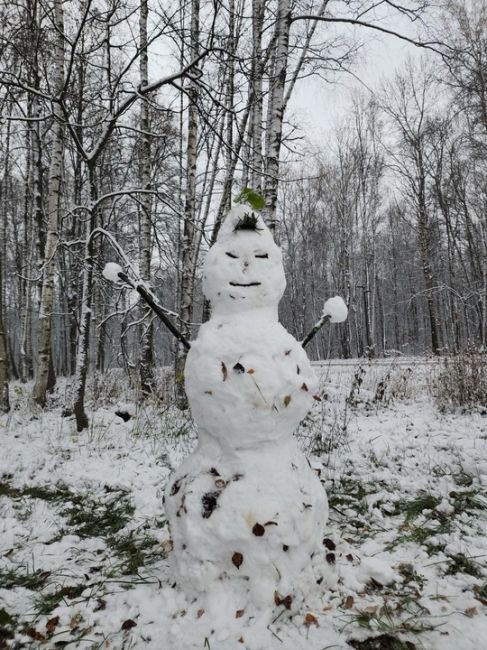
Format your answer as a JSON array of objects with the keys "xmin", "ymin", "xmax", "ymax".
[
  {"xmin": 465, "ymin": 607, "xmax": 478, "ymax": 617},
  {"xmin": 121, "ymin": 619, "xmax": 137, "ymax": 631},
  {"xmin": 312, "ymin": 394, "xmax": 322, "ymax": 401},
  {"xmin": 170, "ymin": 478, "xmax": 182, "ymax": 496},
  {"xmin": 301, "ymin": 382, "xmax": 308, "ymax": 391},
  {"xmin": 46, "ymin": 616, "xmax": 59, "ymax": 635},
  {"xmin": 346, "ymin": 553, "xmax": 354, "ymax": 562},
  {"xmin": 323, "ymin": 538, "xmax": 336, "ymax": 551},
  {"xmin": 281, "ymin": 595, "xmax": 293, "ymax": 610},
  {"xmin": 233, "ymin": 362, "xmax": 245, "ymax": 373},
  {"xmin": 274, "ymin": 592, "xmax": 293, "ymax": 610},
  {"xmin": 343, "ymin": 595, "xmax": 354, "ymax": 609},
  {"xmin": 232, "ymin": 552, "xmax": 243, "ymax": 569},
  {"xmin": 252, "ymin": 523, "xmax": 265, "ymax": 536},
  {"xmin": 201, "ymin": 492, "xmax": 220, "ymax": 518},
  {"xmin": 235, "ymin": 609, "xmax": 245, "ymax": 618},
  {"xmin": 326, "ymin": 553, "xmax": 336, "ymax": 565},
  {"xmin": 197, "ymin": 609, "xmax": 205, "ymax": 618},
  {"xmin": 24, "ymin": 628, "xmax": 46, "ymax": 641},
  {"xmin": 221, "ymin": 361, "xmax": 228, "ymax": 381},
  {"xmin": 283, "ymin": 395, "xmax": 292, "ymax": 407},
  {"xmin": 304, "ymin": 612, "xmax": 318, "ymax": 626},
  {"xmin": 247, "ymin": 368, "xmax": 255, "ymax": 374}
]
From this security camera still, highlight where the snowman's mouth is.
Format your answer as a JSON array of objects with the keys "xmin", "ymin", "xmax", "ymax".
[{"xmin": 229, "ymin": 282, "xmax": 262, "ymax": 287}]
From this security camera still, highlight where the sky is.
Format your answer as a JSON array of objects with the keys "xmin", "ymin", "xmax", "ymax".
[{"xmin": 287, "ymin": 9, "xmax": 427, "ymax": 141}]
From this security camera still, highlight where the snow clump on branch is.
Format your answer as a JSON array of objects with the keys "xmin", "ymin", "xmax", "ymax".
[{"xmin": 102, "ymin": 262, "xmax": 124, "ymax": 284}]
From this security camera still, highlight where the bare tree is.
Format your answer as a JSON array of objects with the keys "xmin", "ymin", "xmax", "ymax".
[{"xmin": 32, "ymin": 0, "xmax": 65, "ymax": 405}]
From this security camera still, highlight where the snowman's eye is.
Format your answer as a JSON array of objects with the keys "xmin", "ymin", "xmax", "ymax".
[
  {"xmin": 225, "ymin": 252, "xmax": 238, "ymax": 259},
  {"xmin": 255, "ymin": 253, "xmax": 268, "ymax": 259}
]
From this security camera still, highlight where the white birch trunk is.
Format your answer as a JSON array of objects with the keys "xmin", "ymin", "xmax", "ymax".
[
  {"xmin": 138, "ymin": 0, "xmax": 155, "ymax": 396},
  {"xmin": 264, "ymin": 0, "xmax": 291, "ymax": 232},
  {"xmin": 175, "ymin": 0, "xmax": 199, "ymax": 406},
  {"xmin": 0, "ymin": 123, "xmax": 9, "ymax": 411},
  {"xmin": 73, "ymin": 169, "xmax": 97, "ymax": 431},
  {"xmin": 250, "ymin": 0, "xmax": 264, "ymax": 191},
  {"xmin": 32, "ymin": 0, "xmax": 65, "ymax": 406}
]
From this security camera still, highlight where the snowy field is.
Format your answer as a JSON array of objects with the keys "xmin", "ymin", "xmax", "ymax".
[{"xmin": 1, "ymin": 358, "xmax": 486, "ymax": 649}]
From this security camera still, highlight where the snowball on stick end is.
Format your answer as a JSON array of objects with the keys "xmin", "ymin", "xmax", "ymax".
[
  {"xmin": 102, "ymin": 262, "xmax": 124, "ymax": 284},
  {"xmin": 323, "ymin": 296, "xmax": 348, "ymax": 323}
]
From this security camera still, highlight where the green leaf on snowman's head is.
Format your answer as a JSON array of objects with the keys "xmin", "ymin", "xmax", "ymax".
[{"xmin": 234, "ymin": 188, "xmax": 265, "ymax": 211}]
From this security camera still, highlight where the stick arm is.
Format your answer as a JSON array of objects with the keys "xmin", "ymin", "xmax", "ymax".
[
  {"xmin": 301, "ymin": 314, "xmax": 331, "ymax": 348},
  {"xmin": 116, "ymin": 270, "xmax": 191, "ymax": 351},
  {"xmin": 301, "ymin": 296, "xmax": 348, "ymax": 349}
]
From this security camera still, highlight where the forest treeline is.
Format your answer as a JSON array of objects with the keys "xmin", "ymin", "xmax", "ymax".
[{"xmin": 0, "ymin": 0, "xmax": 485, "ymax": 427}]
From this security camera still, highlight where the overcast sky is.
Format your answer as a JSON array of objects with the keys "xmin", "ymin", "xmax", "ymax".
[{"xmin": 287, "ymin": 11, "xmax": 427, "ymax": 142}]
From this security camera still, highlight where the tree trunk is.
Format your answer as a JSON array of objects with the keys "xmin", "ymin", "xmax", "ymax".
[
  {"xmin": 175, "ymin": 0, "xmax": 199, "ymax": 407},
  {"xmin": 250, "ymin": 0, "xmax": 264, "ymax": 191},
  {"xmin": 32, "ymin": 0, "xmax": 64, "ymax": 406},
  {"xmin": 73, "ymin": 168, "xmax": 97, "ymax": 431},
  {"xmin": 138, "ymin": 0, "xmax": 155, "ymax": 397},
  {"xmin": 264, "ymin": 0, "xmax": 291, "ymax": 232},
  {"xmin": 0, "ymin": 127, "xmax": 9, "ymax": 411}
]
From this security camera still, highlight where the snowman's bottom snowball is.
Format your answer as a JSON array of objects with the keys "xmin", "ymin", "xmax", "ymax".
[{"xmin": 165, "ymin": 439, "xmax": 330, "ymax": 617}]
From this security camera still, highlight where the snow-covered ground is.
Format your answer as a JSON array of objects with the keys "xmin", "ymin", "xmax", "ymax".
[{"xmin": 1, "ymin": 359, "xmax": 486, "ymax": 649}]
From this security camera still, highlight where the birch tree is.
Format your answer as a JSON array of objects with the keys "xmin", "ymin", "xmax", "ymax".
[
  {"xmin": 138, "ymin": 0, "xmax": 155, "ymax": 396},
  {"xmin": 32, "ymin": 0, "xmax": 65, "ymax": 406},
  {"xmin": 175, "ymin": 0, "xmax": 200, "ymax": 406}
]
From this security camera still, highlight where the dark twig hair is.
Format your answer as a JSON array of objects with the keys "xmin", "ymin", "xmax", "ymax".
[{"xmin": 233, "ymin": 212, "xmax": 262, "ymax": 232}]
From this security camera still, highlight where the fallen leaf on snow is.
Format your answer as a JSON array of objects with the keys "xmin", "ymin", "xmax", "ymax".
[
  {"xmin": 232, "ymin": 552, "xmax": 243, "ymax": 569},
  {"xmin": 343, "ymin": 595, "xmax": 354, "ymax": 609},
  {"xmin": 46, "ymin": 616, "xmax": 59, "ymax": 634},
  {"xmin": 252, "ymin": 523, "xmax": 265, "ymax": 536},
  {"xmin": 323, "ymin": 538, "xmax": 336, "ymax": 551},
  {"xmin": 121, "ymin": 619, "xmax": 137, "ymax": 631},
  {"xmin": 221, "ymin": 361, "xmax": 228, "ymax": 381},
  {"xmin": 304, "ymin": 612, "xmax": 319, "ymax": 626}
]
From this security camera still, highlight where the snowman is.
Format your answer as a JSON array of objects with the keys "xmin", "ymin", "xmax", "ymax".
[{"xmin": 162, "ymin": 201, "xmax": 348, "ymax": 623}]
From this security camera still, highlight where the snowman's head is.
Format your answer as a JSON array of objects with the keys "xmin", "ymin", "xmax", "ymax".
[{"xmin": 203, "ymin": 204, "xmax": 286, "ymax": 315}]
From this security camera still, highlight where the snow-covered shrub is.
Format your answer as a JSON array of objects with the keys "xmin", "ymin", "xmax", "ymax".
[{"xmin": 433, "ymin": 350, "xmax": 487, "ymax": 413}]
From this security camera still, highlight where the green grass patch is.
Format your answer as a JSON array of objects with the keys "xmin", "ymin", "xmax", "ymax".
[
  {"xmin": 444, "ymin": 553, "xmax": 483, "ymax": 578},
  {"xmin": 34, "ymin": 584, "xmax": 86, "ymax": 616},
  {"xmin": 396, "ymin": 493, "xmax": 442, "ymax": 521},
  {"xmin": 107, "ymin": 530, "xmax": 161, "ymax": 576},
  {"xmin": 0, "ymin": 479, "xmax": 74, "ymax": 503},
  {"xmin": 60, "ymin": 490, "xmax": 134, "ymax": 539},
  {"xmin": 345, "ymin": 599, "xmax": 435, "ymax": 637},
  {"xmin": 0, "ymin": 567, "xmax": 51, "ymax": 591},
  {"xmin": 1, "ymin": 476, "xmax": 135, "ymax": 542}
]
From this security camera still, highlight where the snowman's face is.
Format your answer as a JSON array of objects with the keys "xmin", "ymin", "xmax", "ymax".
[{"xmin": 203, "ymin": 230, "xmax": 286, "ymax": 313}]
